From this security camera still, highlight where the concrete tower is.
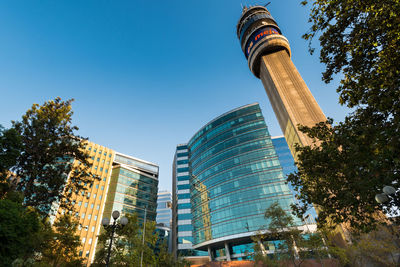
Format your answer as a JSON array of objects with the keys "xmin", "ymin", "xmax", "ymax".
[{"xmin": 237, "ymin": 5, "xmax": 327, "ymax": 156}]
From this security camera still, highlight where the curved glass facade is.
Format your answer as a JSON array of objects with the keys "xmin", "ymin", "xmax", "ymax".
[{"xmin": 188, "ymin": 104, "xmax": 299, "ymax": 254}]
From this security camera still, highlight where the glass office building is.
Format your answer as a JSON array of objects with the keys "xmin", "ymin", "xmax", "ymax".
[
  {"xmin": 157, "ymin": 190, "xmax": 172, "ymax": 228},
  {"xmin": 103, "ymin": 153, "xmax": 159, "ymax": 222},
  {"xmin": 188, "ymin": 103, "xmax": 300, "ymax": 261},
  {"xmin": 53, "ymin": 142, "xmax": 159, "ymax": 266},
  {"xmin": 172, "ymin": 144, "xmax": 208, "ymax": 260},
  {"xmin": 272, "ymin": 136, "xmax": 316, "ymax": 222}
]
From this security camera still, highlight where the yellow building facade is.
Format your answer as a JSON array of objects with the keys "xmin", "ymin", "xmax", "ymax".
[
  {"xmin": 53, "ymin": 140, "xmax": 159, "ymax": 265},
  {"xmin": 60, "ymin": 141, "xmax": 115, "ymax": 264}
]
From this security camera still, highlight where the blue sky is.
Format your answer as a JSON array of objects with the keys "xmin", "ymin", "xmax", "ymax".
[{"xmin": 0, "ymin": 1, "xmax": 350, "ymax": 191}]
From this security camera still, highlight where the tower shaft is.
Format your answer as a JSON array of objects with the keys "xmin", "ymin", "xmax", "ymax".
[{"xmin": 259, "ymin": 51, "xmax": 326, "ymax": 154}]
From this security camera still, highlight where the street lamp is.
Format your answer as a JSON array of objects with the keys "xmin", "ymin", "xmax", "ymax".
[
  {"xmin": 375, "ymin": 185, "xmax": 397, "ymax": 205},
  {"xmin": 101, "ymin": 210, "xmax": 128, "ymax": 267}
]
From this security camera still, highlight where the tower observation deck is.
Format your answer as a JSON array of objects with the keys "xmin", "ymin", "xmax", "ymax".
[{"xmin": 237, "ymin": 5, "xmax": 327, "ymax": 156}]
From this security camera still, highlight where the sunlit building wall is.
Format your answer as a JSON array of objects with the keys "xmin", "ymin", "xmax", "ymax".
[
  {"xmin": 54, "ymin": 141, "xmax": 159, "ymax": 265},
  {"xmin": 103, "ymin": 153, "xmax": 159, "ymax": 223}
]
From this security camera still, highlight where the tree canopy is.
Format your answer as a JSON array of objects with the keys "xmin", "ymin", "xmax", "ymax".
[
  {"xmin": 253, "ymin": 202, "xmax": 328, "ymax": 267},
  {"xmin": 9, "ymin": 97, "xmax": 95, "ymax": 216},
  {"xmin": 39, "ymin": 214, "xmax": 84, "ymax": 266},
  {"xmin": 289, "ymin": 0, "xmax": 400, "ymax": 232},
  {"xmin": 94, "ymin": 213, "xmax": 158, "ymax": 266},
  {"xmin": 0, "ymin": 196, "xmax": 41, "ymax": 266}
]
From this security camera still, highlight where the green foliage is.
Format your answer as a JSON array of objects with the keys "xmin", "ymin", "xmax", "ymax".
[
  {"xmin": 10, "ymin": 97, "xmax": 95, "ymax": 216},
  {"xmin": 0, "ymin": 125, "xmax": 22, "ymax": 197},
  {"xmin": 0, "ymin": 195, "xmax": 41, "ymax": 266},
  {"xmin": 155, "ymin": 241, "xmax": 189, "ymax": 267},
  {"xmin": 38, "ymin": 214, "xmax": 84, "ymax": 266},
  {"xmin": 93, "ymin": 213, "xmax": 185, "ymax": 267},
  {"xmin": 322, "ymin": 225, "xmax": 400, "ymax": 266},
  {"xmin": 291, "ymin": 0, "xmax": 400, "ymax": 232},
  {"xmin": 93, "ymin": 213, "xmax": 157, "ymax": 266},
  {"xmin": 253, "ymin": 202, "xmax": 328, "ymax": 267},
  {"xmin": 288, "ymin": 116, "xmax": 397, "ymax": 231},
  {"xmin": 301, "ymin": 0, "xmax": 400, "ymax": 110}
]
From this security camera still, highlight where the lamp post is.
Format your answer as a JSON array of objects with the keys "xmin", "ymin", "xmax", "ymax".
[
  {"xmin": 140, "ymin": 207, "xmax": 147, "ymax": 267},
  {"xmin": 101, "ymin": 210, "xmax": 128, "ymax": 267}
]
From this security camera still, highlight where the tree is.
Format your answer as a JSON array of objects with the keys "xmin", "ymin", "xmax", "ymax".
[
  {"xmin": 321, "ymin": 224, "xmax": 400, "ymax": 267},
  {"xmin": 0, "ymin": 125, "xmax": 22, "ymax": 198},
  {"xmin": 10, "ymin": 97, "xmax": 95, "ymax": 216},
  {"xmin": 0, "ymin": 194, "xmax": 41, "ymax": 266},
  {"xmin": 301, "ymin": 0, "xmax": 400, "ymax": 112},
  {"xmin": 344, "ymin": 225, "xmax": 399, "ymax": 267},
  {"xmin": 253, "ymin": 202, "xmax": 328, "ymax": 267},
  {"xmin": 288, "ymin": 0, "xmax": 400, "ymax": 232},
  {"xmin": 38, "ymin": 214, "xmax": 84, "ymax": 267},
  {"xmin": 93, "ymin": 213, "xmax": 158, "ymax": 266}
]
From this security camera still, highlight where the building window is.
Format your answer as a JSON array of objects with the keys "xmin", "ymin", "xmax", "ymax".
[
  {"xmin": 99, "ymin": 195, "xmax": 102, "ymax": 200},
  {"xmin": 85, "ymin": 226, "xmax": 88, "ymax": 231},
  {"xmin": 82, "ymin": 237, "xmax": 86, "ymax": 243},
  {"xmin": 79, "ymin": 251, "xmax": 83, "ymax": 257},
  {"xmin": 94, "ymin": 166, "xmax": 98, "ymax": 170},
  {"xmin": 91, "ymin": 203, "xmax": 94, "ymax": 209},
  {"xmin": 89, "ymin": 238, "xmax": 92, "ymax": 244},
  {"xmin": 103, "ymin": 177, "xmax": 106, "ymax": 181},
  {"xmin": 87, "ymin": 192, "xmax": 91, "ymax": 198},
  {"xmin": 88, "ymin": 147, "xmax": 91, "ymax": 151},
  {"xmin": 101, "ymin": 186, "xmax": 104, "ymax": 190},
  {"xmin": 100, "ymin": 167, "xmax": 103, "ymax": 171},
  {"xmin": 99, "ymin": 150, "xmax": 102, "ymax": 154},
  {"xmin": 96, "ymin": 184, "xmax": 99, "ymax": 189},
  {"xmin": 105, "ymin": 169, "xmax": 108, "ymax": 173},
  {"xmin": 84, "ymin": 202, "xmax": 88, "ymax": 208},
  {"xmin": 97, "ymin": 158, "xmax": 100, "ymax": 162},
  {"xmin": 86, "ymin": 251, "xmax": 90, "ymax": 257},
  {"xmin": 104, "ymin": 152, "xmax": 107, "ymax": 156},
  {"xmin": 88, "ymin": 214, "xmax": 92, "ymax": 220},
  {"xmin": 78, "ymin": 201, "xmax": 82, "ymax": 206},
  {"xmin": 94, "ymin": 149, "xmax": 97, "ymax": 153},
  {"xmin": 81, "ymin": 213, "xmax": 85, "ymax": 219},
  {"xmin": 75, "ymin": 212, "xmax": 79, "ymax": 217},
  {"xmin": 93, "ymin": 194, "xmax": 97, "ymax": 199},
  {"xmin": 96, "ymin": 205, "xmax": 100, "ymax": 210},
  {"xmin": 94, "ymin": 215, "xmax": 97, "ymax": 221}
]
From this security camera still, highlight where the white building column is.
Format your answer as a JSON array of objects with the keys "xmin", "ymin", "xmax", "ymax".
[
  {"xmin": 207, "ymin": 246, "xmax": 213, "ymax": 261},
  {"xmin": 225, "ymin": 242, "xmax": 231, "ymax": 261}
]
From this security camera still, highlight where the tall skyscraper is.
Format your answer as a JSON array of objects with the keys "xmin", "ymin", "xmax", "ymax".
[
  {"xmin": 172, "ymin": 144, "xmax": 208, "ymax": 264},
  {"xmin": 53, "ymin": 141, "xmax": 159, "ymax": 265},
  {"xmin": 188, "ymin": 103, "xmax": 301, "ymax": 261},
  {"xmin": 237, "ymin": 5, "xmax": 327, "ymax": 157},
  {"xmin": 172, "ymin": 104, "xmax": 311, "ymax": 262}
]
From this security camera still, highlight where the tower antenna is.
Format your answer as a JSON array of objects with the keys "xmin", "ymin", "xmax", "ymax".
[{"xmin": 264, "ymin": 2, "xmax": 271, "ymax": 7}]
